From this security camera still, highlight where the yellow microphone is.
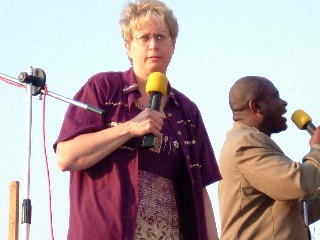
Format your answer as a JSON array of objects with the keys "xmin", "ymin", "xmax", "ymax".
[
  {"xmin": 291, "ymin": 109, "xmax": 316, "ymax": 136},
  {"xmin": 142, "ymin": 72, "xmax": 168, "ymax": 147},
  {"xmin": 146, "ymin": 72, "xmax": 168, "ymax": 95}
]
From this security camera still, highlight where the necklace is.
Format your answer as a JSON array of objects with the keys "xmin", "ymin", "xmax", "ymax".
[{"xmin": 134, "ymin": 99, "xmax": 146, "ymax": 110}]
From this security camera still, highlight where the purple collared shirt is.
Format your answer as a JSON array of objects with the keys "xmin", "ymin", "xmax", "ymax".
[{"xmin": 54, "ymin": 68, "xmax": 221, "ymax": 240}]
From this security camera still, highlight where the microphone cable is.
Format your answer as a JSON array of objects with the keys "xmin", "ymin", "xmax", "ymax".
[
  {"xmin": 41, "ymin": 86, "xmax": 55, "ymax": 240},
  {"xmin": 1, "ymin": 75, "xmax": 55, "ymax": 240},
  {"xmin": 0, "ymin": 75, "xmax": 25, "ymax": 88}
]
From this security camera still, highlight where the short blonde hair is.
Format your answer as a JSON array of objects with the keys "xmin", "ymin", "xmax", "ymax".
[{"xmin": 120, "ymin": 0, "xmax": 179, "ymax": 43}]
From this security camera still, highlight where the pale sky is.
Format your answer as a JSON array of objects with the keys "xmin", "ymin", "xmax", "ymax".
[{"xmin": 1, "ymin": 0, "xmax": 320, "ymax": 239}]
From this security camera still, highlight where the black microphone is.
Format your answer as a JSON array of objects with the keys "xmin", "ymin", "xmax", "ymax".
[
  {"xmin": 291, "ymin": 109, "xmax": 316, "ymax": 136},
  {"xmin": 142, "ymin": 72, "xmax": 168, "ymax": 148}
]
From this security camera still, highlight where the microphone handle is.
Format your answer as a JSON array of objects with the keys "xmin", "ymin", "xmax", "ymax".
[
  {"xmin": 149, "ymin": 92, "xmax": 162, "ymax": 111},
  {"xmin": 142, "ymin": 92, "xmax": 162, "ymax": 148},
  {"xmin": 306, "ymin": 122, "xmax": 316, "ymax": 136},
  {"xmin": 142, "ymin": 134, "xmax": 156, "ymax": 148}
]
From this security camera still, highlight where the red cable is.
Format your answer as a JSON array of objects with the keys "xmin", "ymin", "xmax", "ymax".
[
  {"xmin": 0, "ymin": 76, "xmax": 25, "ymax": 88},
  {"xmin": 42, "ymin": 86, "xmax": 55, "ymax": 240},
  {"xmin": 1, "ymin": 75, "xmax": 55, "ymax": 238}
]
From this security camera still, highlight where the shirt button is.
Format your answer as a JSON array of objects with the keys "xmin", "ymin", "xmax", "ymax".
[
  {"xmin": 168, "ymin": 113, "xmax": 173, "ymax": 117},
  {"xmin": 177, "ymin": 131, "xmax": 182, "ymax": 135}
]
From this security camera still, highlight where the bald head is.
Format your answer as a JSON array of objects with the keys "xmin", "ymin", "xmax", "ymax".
[{"xmin": 229, "ymin": 76, "xmax": 273, "ymax": 121}]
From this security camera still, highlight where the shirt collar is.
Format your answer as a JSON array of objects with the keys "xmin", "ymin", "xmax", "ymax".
[
  {"xmin": 122, "ymin": 67, "xmax": 180, "ymax": 109},
  {"xmin": 122, "ymin": 67, "xmax": 140, "ymax": 95},
  {"xmin": 167, "ymin": 86, "xmax": 181, "ymax": 109}
]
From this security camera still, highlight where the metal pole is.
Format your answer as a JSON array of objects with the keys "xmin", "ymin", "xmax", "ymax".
[
  {"xmin": 21, "ymin": 82, "xmax": 33, "ymax": 240},
  {"xmin": 0, "ymin": 68, "xmax": 105, "ymax": 239},
  {"xmin": 0, "ymin": 72, "xmax": 105, "ymax": 115}
]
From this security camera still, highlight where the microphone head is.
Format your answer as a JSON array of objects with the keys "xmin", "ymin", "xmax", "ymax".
[
  {"xmin": 291, "ymin": 109, "xmax": 312, "ymax": 130},
  {"xmin": 146, "ymin": 72, "xmax": 168, "ymax": 95}
]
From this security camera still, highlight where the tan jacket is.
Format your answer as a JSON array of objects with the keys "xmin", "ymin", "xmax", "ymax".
[{"xmin": 219, "ymin": 122, "xmax": 320, "ymax": 240}]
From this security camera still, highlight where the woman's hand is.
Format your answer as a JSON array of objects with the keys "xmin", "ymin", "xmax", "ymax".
[
  {"xmin": 128, "ymin": 108, "xmax": 165, "ymax": 138},
  {"xmin": 56, "ymin": 108, "xmax": 165, "ymax": 171}
]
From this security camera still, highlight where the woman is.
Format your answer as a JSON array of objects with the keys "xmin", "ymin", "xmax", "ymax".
[{"xmin": 54, "ymin": 0, "xmax": 221, "ymax": 239}]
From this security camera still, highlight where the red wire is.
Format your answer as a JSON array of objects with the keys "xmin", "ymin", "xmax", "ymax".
[
  {"xmin": 0, "ymin": 76, "xmax": 25, "ymax": 88},
  {"xmin": 1, "ymin": 75, "xmax": 55, "ymax": 238},
  {"xmin": 0, "ymin": 76, "xmax": 54, "ymax": 240},
  {"xmin": 42, "ymin": 86, "xmax": 55, "ymax": 240}
]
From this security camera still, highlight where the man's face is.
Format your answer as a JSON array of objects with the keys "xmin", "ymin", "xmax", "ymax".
[{"xmin": 260, "ymin": 83, "xmax": 288, "ymax": 134}]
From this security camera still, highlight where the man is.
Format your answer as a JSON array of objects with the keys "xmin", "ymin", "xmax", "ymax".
[{"xmin": 218, "ymin": 76, "xmax": 320, "ymax": 240}]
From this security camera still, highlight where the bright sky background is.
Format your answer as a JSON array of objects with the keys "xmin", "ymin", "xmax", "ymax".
[{"xmin": 1, "ymin": 0, "xmax": 320, "ymax": 239}]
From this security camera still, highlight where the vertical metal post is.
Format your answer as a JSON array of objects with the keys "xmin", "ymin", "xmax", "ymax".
[{"xmin": 21, "ymin": 82, "xmax": 33, "ymax": 240}]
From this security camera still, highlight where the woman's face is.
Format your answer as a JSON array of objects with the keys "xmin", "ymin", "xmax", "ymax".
[{"xmin": 126, "ymin": 15, "xmax": 175, "ymax": 80}]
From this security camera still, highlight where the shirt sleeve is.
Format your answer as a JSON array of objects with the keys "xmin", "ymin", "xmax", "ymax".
[
  {"xmin": 194, "ymin": 108, "xmax": 222, "ymax": 186},
  {"xmin": 306, "ymin": 189, "xmax": 320, "ymax": 224},
  {"xmin": 236, "ymin": 131, "xmax": 320, "ymax": 200},
  {"xmin": 53, "ymin": 78, "xmax": 107, "ymax": 151}
]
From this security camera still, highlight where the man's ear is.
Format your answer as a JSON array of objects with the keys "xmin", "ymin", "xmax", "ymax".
[{"xmin": 249, "ymin": 99, "xmax": 263, "ymax": 113}]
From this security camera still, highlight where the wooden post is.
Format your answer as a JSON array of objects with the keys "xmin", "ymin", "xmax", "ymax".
[{"xmin": 8, "ymin": 181, "xmax": 19, "ymax": 240}]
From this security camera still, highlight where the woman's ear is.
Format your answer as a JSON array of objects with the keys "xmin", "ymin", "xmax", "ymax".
[
  {"xmin": 125, "ymin": 42, "xmax": 133, "ymax": 63},
  {"xmin": 172, "ymin": 39, "xmax": 176, "ymax": 54},
  {"xmin": 125, "ymin": 42, "xmax": 131, "ymax": 58}
]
